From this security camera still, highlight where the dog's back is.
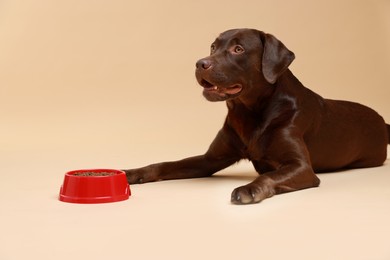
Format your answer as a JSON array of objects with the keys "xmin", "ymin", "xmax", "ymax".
[{"xmin": 275, "ymin": 70, "xmax": 388, "ymax": 171}]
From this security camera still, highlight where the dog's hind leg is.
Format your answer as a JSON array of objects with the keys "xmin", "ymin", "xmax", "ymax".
[{"xmin": 387, "ymin": 124, "xmax": 390, "ymax": 144}]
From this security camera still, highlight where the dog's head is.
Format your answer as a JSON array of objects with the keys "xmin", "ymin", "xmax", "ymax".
[{"xmin": 195, "ymin": 29, "xmax": 295, "ymax": 102}]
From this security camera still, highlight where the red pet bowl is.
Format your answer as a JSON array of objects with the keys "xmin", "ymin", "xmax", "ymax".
[{"xmin": 59, "ymin": 169, "xmax": 131, "ymax": 204}]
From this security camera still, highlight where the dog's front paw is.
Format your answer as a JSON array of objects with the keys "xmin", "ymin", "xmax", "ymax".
[
  {"xmin": 123, "ymin": 166, "xmax": 157, "ymax": 184},
  {"xmin": 123, "ymin": 169, "xmax": 144, "ymax": 184},
  {"xmin": 231, "ymin": 182, "xmax": 275, "ymax": 205}
]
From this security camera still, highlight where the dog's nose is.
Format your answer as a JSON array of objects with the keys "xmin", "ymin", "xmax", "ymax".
[{"xmin": 196, "ymin": 59, "xmax": 212, "ymax": 70}]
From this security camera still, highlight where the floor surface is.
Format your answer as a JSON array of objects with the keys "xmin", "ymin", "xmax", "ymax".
[{"xmin": 1, "ymin": 147, "xmax": 389, "ymax": 260}]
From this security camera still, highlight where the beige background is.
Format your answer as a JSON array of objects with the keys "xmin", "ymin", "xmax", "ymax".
[{"xmin": 1, "ymin": 1, "xmax": 389, "ymax": 260}]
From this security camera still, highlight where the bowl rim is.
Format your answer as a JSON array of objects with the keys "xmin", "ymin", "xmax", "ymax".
[{"xmin": 65, "ymin": 168, "xmax": 126, "ymax": 177}]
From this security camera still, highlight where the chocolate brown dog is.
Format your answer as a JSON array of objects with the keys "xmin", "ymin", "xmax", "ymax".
[{"xmin": 124, "ymin": 29, "xmax": 390, "ymax": 204}]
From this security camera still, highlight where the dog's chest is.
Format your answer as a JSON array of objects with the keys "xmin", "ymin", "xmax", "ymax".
[
  {"xmin": 226, "ymin": 105, "xmax": 262, "ymax": 148},
  {"xmin": 226, "ymin": 99, "xmax": 296, "ymax": 159}
]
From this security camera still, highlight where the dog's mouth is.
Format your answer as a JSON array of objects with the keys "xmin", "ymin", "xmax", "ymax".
[{"xmin": 200, "ymin": 79, "xmax": 243, "ymax": 96}]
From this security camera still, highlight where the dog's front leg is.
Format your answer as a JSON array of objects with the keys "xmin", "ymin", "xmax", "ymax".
[
  {"xmin": 124, "ymin": 155, "xmax": 237, "ymax": 184},
  {"xmin": 231, "ymin": 164, "xmax": 320, "ymax": 204},
  {"xmin": 231, "ymin": 132, "xmax": 321, "ymax": 204},
  {"xmin": 124, "ymin": 129, "xmax": 241, "ymax": 184}
]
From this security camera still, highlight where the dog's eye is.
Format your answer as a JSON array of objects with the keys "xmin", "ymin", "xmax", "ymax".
[
  {"xmin": 233, "ymin": 45, "xmax": 245, "ymax": 54},
  {"xmin": 210, "ymin": 44, "xmax": 216, "ymax": 54}
]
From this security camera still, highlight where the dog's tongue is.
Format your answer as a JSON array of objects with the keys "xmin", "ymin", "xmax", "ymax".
[{"xmin": 224, "ymin": 85, "xmax": 242, "ymax": 95}]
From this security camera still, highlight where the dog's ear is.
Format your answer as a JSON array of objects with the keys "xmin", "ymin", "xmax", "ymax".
[{"xmin": 260, "ymin": 32, "xmax": 295, "ymax": 84}]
